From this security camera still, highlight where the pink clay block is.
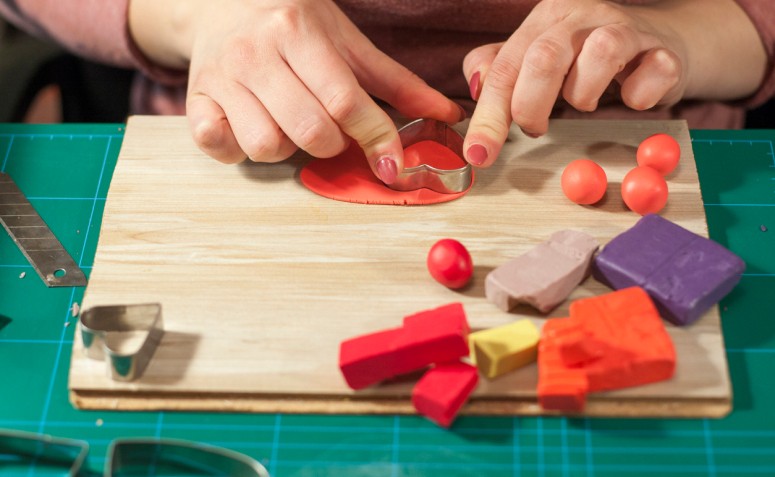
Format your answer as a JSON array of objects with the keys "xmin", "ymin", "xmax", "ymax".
[{"xmin": 485, "ymin": 230, "xmax": 599, "ymax": 313}]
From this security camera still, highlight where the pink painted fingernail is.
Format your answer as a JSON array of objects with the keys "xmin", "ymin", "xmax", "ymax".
[
  {"xmin": 467, "ymin": 144, "xmax": 488, "ymax": 165},
  {"xmin": 376, "ymin": 156, "xmax": 398, "ymax": 184},
  {"xmin": 469, "ymin": 71, "xmax": 481, "ymax": 101}
]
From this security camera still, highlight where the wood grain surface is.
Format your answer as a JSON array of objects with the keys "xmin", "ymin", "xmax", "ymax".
[{"xmin": 69, "ymin": 115, "xmax": 731, "ymax": 417}]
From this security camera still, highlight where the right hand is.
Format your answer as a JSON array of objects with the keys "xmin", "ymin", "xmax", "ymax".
[{"xmin": 132, "ymin": 0, "xmax": 464, "ymax": 184}]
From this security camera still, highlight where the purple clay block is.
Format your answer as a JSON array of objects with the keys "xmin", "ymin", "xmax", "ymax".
[{"xmin": 592, "ymin": 214, "xmax": 745, "ymax": 326}]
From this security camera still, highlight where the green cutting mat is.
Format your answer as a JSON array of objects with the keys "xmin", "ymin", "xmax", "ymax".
[{"xmin": 0, "ymin": 124, "xmax": 773, "ymax": 476}]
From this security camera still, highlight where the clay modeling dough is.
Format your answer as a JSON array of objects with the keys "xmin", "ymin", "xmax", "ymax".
[
  {"xmin": 561, "ymin": 159, "xmax": 608, "ymax": 205},
  {"xmin": 538, "ymin": 287, "xmax": 676, "ymax": 412},
  {"xmin": 637, "ymin": 133, "xmax": 681, "ymax": 176},
  {"xmin": 412, "ymin": 361, "xmax": 479, "ymax": 428},
  {"xmin": 300, "ymin": 140, "xmax": 474, "ymax": 205},
  {"xmin": 620, "ymin": 166, "xmax": 668, "ymax": 215},
  {"xmin": 427, "ymin": 238, "xmax": 474, "ymax": 289},
  {"xmin": 338, "ymin": 303, "xmax": 470, "ymax": 390},
  {"xmin": 468, "ymin": 319, "xmax": 539, "ymax": 379},
  {"xmin": 592, "ymin": 214, "xmax": 746, "ymax": 326},
  {"xmin": 485, "ymin": 230, "xmax": 599, "ymax": 314}
]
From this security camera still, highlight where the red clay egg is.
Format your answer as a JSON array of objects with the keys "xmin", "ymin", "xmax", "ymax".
[
  {"xmin": 427, "ymin": 239, "xmax": 473, "ymax": 289},
  {"xmin": 621, "ymin": 166, "xmax": 668, "ymax": 215},
  {"xmin": 560, "ymin": 159, "xmax": 608, "ymax": 205},
  {"xmin": 637, "ymin": 133, "xmax": 680, "ymax": 176}
]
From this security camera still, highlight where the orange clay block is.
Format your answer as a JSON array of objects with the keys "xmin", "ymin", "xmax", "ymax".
[
  {"xmin": 468, "ymin": 319, "xmax": 539, "ymax": 379},
  {"xmin": 570, "ymin": 287, "xmax": 676, "ymax": 392},
  {"xmin": 339, "ymin": 303, "xmax": 470, "ymax": 390},
  {"xmin": 537, "ymin": 287, "xmax": 676, "ymax": 411},
  {"xmin": 540, "ymin": 317, "xmax": 607, "ymax": 366},
  {"xmin": 537, "ymin": 371, "xmax": 589, "ymax": 411},
  {"xmin": 537, "ymin": 319, "xmax": 589, "ymax": 411},
  {"xmin": 412, "ymin": 362, "xmax": 479, "ymax": 428}
]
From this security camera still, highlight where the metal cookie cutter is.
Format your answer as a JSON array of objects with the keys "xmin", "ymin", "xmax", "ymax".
[
  {"xmin": 80, "ymin": 303, "xmax": 164, "ymax": 381},
  {"xmin": 388, "ymin": 118, "xmax": 472, "ymax": 194},
  {"xmin": 107, "ymin": 438, "xmax": 270, "ymax": 477},
  {"xmin": 0, "ymin": 430, "xmax": 88, "ymax": 476}
]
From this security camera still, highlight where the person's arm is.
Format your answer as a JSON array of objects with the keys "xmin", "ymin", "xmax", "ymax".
[
  {"xmin": 462, "ymin": 0, "xmax": 768, "ymax": 168},
  {"xmin": 732, "ymin": 0, "xmax": 775, "ymax": 106},
  {"xmin": 631, "ymin": 0, "xmax": 765, "ymax": 101},
  {"xmin": 128, "ymin": 0, "xmax": 465, "ymax": 180},
  {"xmin": 0, "ymin": 0, "xmax": 186, "ymax": 86},
  {"xmin": 128, "ymin": 0, "xmax": 196, "ymax": 70},
  {"xmin": 0, "ymin": 0, "xmax": 137, "ymax": 68}
]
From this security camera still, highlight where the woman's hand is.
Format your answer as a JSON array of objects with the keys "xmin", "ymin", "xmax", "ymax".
[
  {"xmin": 462, "ymin": 0, "xmax": 766, "ymax": 168},
  {"xmin": 129, "ymin": 0, "xmax": 463, "ymax": 184}
]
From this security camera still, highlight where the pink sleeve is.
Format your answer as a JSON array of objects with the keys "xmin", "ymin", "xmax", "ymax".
[
  {"xmin": 0, "ymin": 0, "xmax": 186, "ymax": 86},
  {"xmin": 734, "ymin": 0, "xmax": 775, "ymax": 106}
]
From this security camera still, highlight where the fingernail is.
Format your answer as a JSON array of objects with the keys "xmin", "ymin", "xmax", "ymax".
[
  {"xmin": 467, "ymin": 144, "xmax": 488, "ymax": 166},
  {"xmin": 469, "ymin": 71, "xmax": 481, "ymax": 101},
  {"xmin": 521, "ymin": 128, "xmax": 541, "ymax": 139},
  {"xmin": 376, "ymin": 156, "xmax": 398, "ymax": 184},
  {"xmin": 457, "ymin": 104, "xmax": 468, "ymax": 121}
]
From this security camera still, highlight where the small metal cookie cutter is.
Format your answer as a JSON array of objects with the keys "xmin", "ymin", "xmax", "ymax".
[
  {"xmin": 107, "ymin": 438, "xmax": 270, "ymax": 477},
  {"xmin": 388, "ymin": 118, "xmax": 472, "ymax": 194},
  {"xmin": 0, "ymin": 430, "xmax": 88, "ymax": 476},
  {"xmin": 80, "ymin": 303, "xmax": 164, "ymax": 382}
]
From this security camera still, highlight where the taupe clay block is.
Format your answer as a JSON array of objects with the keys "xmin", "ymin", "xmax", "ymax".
[{"xmin": 485, "ymin": 230, "xmax": 599, "ymax": 313}]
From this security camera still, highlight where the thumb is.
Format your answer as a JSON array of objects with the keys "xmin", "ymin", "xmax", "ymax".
[{"xmin": 334, "ymin": 94, "xmax": 405, "ymax": 185}]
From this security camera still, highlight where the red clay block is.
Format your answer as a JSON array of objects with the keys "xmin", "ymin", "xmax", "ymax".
[
  {"xmin": 537, "ymin": 287, "xmax": 676, "ymax": 411},
  {"xmin": 398, "ymin": 303, "xmax": 470, "ymax": 372},
  {"xmin": 338, "ymin": 327, "xmax": 404, "ymax": 390},
  {"xmin": 402, "ymin": 302, "xmax": 468, "ymax": 331},
  {"xmin": 339, "ymin": 303, "xmax": 471, "ymax": 390},
  {"xmin": 412, "ymin": 362, "xmax": 479, "ymax": 427}
]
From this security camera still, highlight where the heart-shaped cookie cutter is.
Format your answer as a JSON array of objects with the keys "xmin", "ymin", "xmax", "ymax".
[
  {"xmin": 388, "ymin": 118, "xmax": 472, "ymax": 194},
  {"xmin": 79, "ymin": 303, "xmax": 164, "ymax": 382}
]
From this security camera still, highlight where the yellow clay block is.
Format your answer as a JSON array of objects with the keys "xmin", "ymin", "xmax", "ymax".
[{"xmin": 469, "ymin": 320, "xmax": 540, "ymax": 379}]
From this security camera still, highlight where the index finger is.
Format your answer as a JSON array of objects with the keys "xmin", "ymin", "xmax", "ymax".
[
  {"xmin": 510, "ymin": 25, "xmax": 580, "ymax": 137},
  {"xmin": 465, "ymin": 18, "xmax": 584, "ymax": 168},
  {"xmin": 463, "ymin": 50, "xmax": 520, "ymax": 168},
  {"xmin": 463, "ymin": 23, "xmax": 544, "ymax": 168}
]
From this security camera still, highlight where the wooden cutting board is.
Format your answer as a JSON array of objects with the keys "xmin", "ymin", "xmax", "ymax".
[{"xmin": 69, "ymin": 115, "xmax": 731, "ymax": 417}]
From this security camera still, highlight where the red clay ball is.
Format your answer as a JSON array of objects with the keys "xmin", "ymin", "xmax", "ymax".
[
  {"xmin": 427, "ymin": 239, "xmax": 473, "ymax": 289},
  {"xmin": 561, "ymin": 159, "xmax": 608, "ymax": 205},
  {"xmin": 621, "ymin": 166, "xmax": 669, "ymax": 215},
  {"xmin": 637, "ymin": 133, "xmax": 681, "ymax": 176}
]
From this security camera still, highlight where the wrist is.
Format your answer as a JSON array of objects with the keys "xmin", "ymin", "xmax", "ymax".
[
  {"xmin": 129, "ymin": 0, "xmax": 203, "ymax": 69},
  {"xmin": 629, "ymin": 0, "xmax": 766, "ymax": 101}
]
